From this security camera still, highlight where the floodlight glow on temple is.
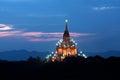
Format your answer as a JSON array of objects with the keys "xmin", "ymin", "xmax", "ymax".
[{"xmin": 46, "ymin": 20, "xmax": 87, "ymax": 62}]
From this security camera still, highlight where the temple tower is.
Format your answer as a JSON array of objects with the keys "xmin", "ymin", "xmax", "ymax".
[
  {"xmin": 46, "ymin": 20, "xmax": 87, "ymax": 62},
  {"xmin": 55, "ymin": 20, "xmax": 78, "ymax": 61}
]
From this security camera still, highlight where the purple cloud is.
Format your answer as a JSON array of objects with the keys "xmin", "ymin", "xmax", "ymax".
[{"xmin": 0, "ymin": 24, "xmax": 94, "ymax": 42}]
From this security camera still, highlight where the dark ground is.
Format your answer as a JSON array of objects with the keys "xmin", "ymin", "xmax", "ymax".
[{"xmin": 0, "ymin": 56, "xmax": 120, "ymax": 80}]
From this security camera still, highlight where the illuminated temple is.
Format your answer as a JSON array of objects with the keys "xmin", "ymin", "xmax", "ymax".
[{"xmin": 46, "ymin": 20, "xmax": 87, "ymax": 62}]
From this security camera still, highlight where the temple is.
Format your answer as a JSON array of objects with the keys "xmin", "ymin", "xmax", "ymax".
[
  {"xmin": 55, "ymin": 20, "xmax": 78, "ymax": 60},
  {"xmin": 46, "ymin": 20, "xmax": 87, "ymax": 62}
]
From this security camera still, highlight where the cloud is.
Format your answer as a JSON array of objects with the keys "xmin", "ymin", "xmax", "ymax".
[
  {"xmin": 20, "ymin": 32, "xmax": 91, "ymax": 42},
  {"xmin": 70, "ymin": 32, "xmax": 92, "ymax": 37},
  {"xmin": 92, "ymin": 6, "xmax": 120, "ymax": 11},
  {"xmin": 21, "ymin": 32, "xmax": 92, "ymax": 38},
  {"xmin": 0, "ymin": 23, "xmax": 94, "ymax": 42},
  {"xmin": 21, "ymin": 32, "xmax": 43, "ymax": 37},
  {"xmin": 0, "ymin": 24, "xmax": 13, "ymax": 31},
  {"xmin": 0, "ymin": 31, "xmax": 21, "ymax": 37},
  {"xmin": 28, "ymin": 38, "xmax": 60, "ymax": 42}
]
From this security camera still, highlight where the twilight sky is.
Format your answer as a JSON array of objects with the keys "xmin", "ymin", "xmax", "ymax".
[{"xmin": 0, "ymin": 0, "xmax": 120, "ymax": 52}]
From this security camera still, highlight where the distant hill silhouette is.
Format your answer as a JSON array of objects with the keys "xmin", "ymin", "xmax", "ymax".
[
  {"xmin": 0, "ymin": 50, "xmax": 49, "ymax": 61},
  {"xmin": 85, "ymin": 50, "xmax": 120, "ymax": 58},
  {"xmin": 0, "ymin": 50, "xmax": 120, "ymax": 61}
]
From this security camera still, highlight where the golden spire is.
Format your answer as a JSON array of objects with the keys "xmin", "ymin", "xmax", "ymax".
[
  {"xmin": 65, "ymin": 19, "xmax": 68, "ymax": 31},
  {"xmin": 63, "ymin": 19, "xmax": 70, "ymax": 40}
]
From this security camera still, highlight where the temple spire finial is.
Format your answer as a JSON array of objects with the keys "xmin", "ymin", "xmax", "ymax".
[
  {"xmin": 63, "ymin": 19, "xmax": 70, "ymax": 40},
  {"xmin": 65, "ymin": 19, "xmax": 68, "ymax": 31},
  {"xmin": 65, "ymin": 19, "xmax": 68, "ymax": 23}
]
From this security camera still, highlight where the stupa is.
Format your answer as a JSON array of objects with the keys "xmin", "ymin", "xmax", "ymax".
[{"xmin": 46, "ymin": 20, "xmax": 87, "ymax": 62}]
